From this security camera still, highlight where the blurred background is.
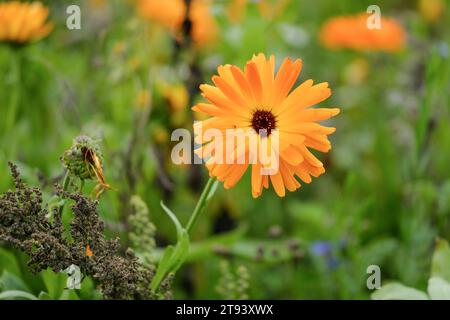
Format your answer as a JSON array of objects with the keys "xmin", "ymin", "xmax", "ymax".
[{"xmin": 0, "ymin": 0, "xmax": 449, "ymax": 299}]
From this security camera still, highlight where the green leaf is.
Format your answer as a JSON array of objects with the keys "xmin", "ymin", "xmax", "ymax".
[
  {"xmin": 371, "ymin": 282, "xmax": 429, "ymax": 300},
  {"xmin": 0, "ymin": 248, "xmax": 21, "ymax": 277},
  {"xmin": 168, "ymin": 230, "xmax": 190, "ymax": 273},
  {"xmin": 40, "ymin": 268, "xmax": 67, "ymax": 300},
  {"xmin": 150, "ymin": 246, "xmax": 175, "ymax": 291},
  {"xmin": 38, "ymin": 292, "xmax": 52, "ymax": 300},
  {"xmin": 59, "ymin": 289, "xmax": 80, "ymax": 300},
  {"xmin": 0, "ymin": 271, "xmax": 30, "ymax": 292},
  {"xmin": 0, "ymin": 290, "xmax": 38, "ymax": 300},
  {"xmin": 151, "ymin": 202, "xmax": 191, "ymax": 291},
  {"xmin": 431, "ymin": 239, "xmax": 450, "ymax": 282},
  {"xmin": 428, "ymin": 277, "xmax": 450, "ymax": 300},
  {"xmin": 160, "ymin": 201, "xmax": 184, "ymax": 239}
]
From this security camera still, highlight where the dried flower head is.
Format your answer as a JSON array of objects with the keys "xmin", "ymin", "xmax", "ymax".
[{"xmin": 0, "ymin": 163, "xmax": 164, "ymax": 300}]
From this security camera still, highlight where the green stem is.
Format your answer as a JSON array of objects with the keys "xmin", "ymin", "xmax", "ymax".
[
  {"xmin": 186, "ymin": 177, "xmax": 216, "ymax": 234},
  {"xmin": 79, "ymin": 179, "xmax": 85, "ymax": 193},
  {"xmin": 58, "ymin": 171, "xmax": 71, "ymax": 215},
  {"xmin": 4, "ymin": 49, "xmax": 21, "ymax": 154}
]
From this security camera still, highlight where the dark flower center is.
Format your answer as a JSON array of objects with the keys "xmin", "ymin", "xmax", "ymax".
[{"xmin": 251, "ymin": 110, "xmax": 276, "ymax": 136}]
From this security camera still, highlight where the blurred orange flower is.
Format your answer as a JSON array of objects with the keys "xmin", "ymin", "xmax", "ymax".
[
  {"xmin": 136, "ymin": 0, "xmax": 185, "ymax": 31},
  {"xmin": 193, "ymin": 54, "xmax": 339, "ymax": 198},
  {"xmin": 136, "ymin": 0, "xmax": 217, "ymax": 46},
  {"xmin": 189, "ymin": 0, "xmax": 218, "ymax": 46},
  {"xmin": 0, "ymin": 1, "xmax": 53, "ymax": 44},
  {"xmin": 319, "ymin": 13, "xmax": 406, "ymax": 52}
]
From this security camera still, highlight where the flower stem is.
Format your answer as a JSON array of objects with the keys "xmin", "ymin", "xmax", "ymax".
[
  {"xmin": 186, "ymin": 177, "xmax": 216, "ymax": 234},
  {"xmin": 58, "ymin": 171, "xmax": 71, "ymax": 215},
  {"xmin": 4, "ymin": 48, "xmax": 21, "ymax": 155}
]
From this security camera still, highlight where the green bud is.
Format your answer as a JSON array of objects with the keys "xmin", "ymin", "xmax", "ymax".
[{"xmin": 61, "ymin": 135, "xmax": 104, "ymax": 181}]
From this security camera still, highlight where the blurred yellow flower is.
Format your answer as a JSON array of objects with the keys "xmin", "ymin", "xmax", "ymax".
[
  {"xmin": 0, "ymin": 1, "xmax": 53, "ymax": 44},
  {"xmin": 136, "ymin": 0, "xmax": 217, "ymax": 46},
  {"xmin": 258, "ymin": 0, "xmax": 291, "ymax": 21},
  {"xmin": 127, "ymin": 56, "xmax": 142, "ymax": 71},
  {"xmin": 193, "ymin": 53, "xmax": 339, "ymax": 198},
  {"xmin": 88, "ymin": 0, "xmax": 107, "ymax": 10},
  {"xmin": 112, "ymin": 41, "xmax": 126, "ymax": 55},
  {"xmin": 418, "ymin": 0, "xmax": 445, "ymax": 23},
  {"xmin": 161, "ymin": 83, "xmax": 189, "ymax": 112},
  {"xmin": 152, "ymin": 125, "xmax": 170, "ymax": 145},
  {"xmin": 319, "ymin": 13, "xmax": 406, "ymax": 52},
  {"xmin": 343, "ymin": 58, "xmax": 369, "ymax": 85},
  {"xmin": 136, "ymin": 89, "xmax": 151, "ymax": 109},
  {"xmin": 227, "ymin": 0, "xmax": 246, "ymax": 23}
]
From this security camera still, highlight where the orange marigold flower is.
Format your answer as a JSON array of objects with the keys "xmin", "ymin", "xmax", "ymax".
[
  {"xmin": 0, "ymin": 1, "xmax": 53, "ymax": 44},
  {"xmin": 319, "ymin": 13, "xmax": 406, "ymax": 52},
  {"xmin": 136, "ymin": 0, "xmax": 217, "ymax": 46},
  {"xmin": 192, "ymin": 54, "xmax": 340, "ymax": 198}
]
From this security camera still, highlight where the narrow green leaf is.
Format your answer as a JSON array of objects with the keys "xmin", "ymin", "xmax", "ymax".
[
  {"xmin": 428, "ymin": 277, "xmax": 450, "ymax": 300},
  {"xmin": 371, "ymin": 282, "xmax": 429, "ymax": 300},
  {"xmin": 0, "ymin": 290, "xmax": 38, "ymax": 300},
  {"xmin": 431, "ymin": 239, "xmax": 450, "ymax": 282},
  {"xmin": 160, "ymin": 201, "xmax": 184, "ymax": 239},
  {"xmin": 38, "ymin": 292, "xmax": 52, "ymax": 300},
  {"xmin": 0, "ymin": 248, "xmax": 21, "ymax": 277}
]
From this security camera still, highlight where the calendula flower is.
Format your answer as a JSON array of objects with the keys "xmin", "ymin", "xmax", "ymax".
[
  {"xmin": 319, "ymin": 13, "xmax": 405, "ymax": 52},
  {"xmin": 193, "ymin": 54, "xmax": 339, "ymax": 198},
  {"xmin": 0, "ymin": 1, "xmax": 53, "ymax": 44},
  {"xmin": 136, "ymin": 0, "xmax": 217, "ymax": 46}
]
